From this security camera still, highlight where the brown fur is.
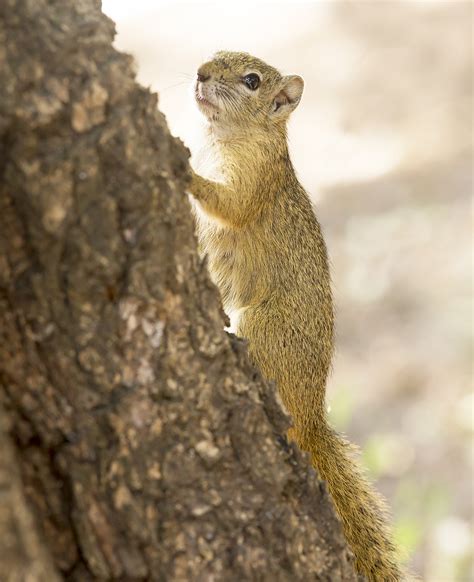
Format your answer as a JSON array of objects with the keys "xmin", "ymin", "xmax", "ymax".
[{"xmin": 189, "ymin": 50, "xmax": 405, "ymax": 581}]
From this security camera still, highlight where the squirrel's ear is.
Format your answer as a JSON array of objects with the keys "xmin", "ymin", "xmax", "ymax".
[{"xmin": 271, "ymin": 75, "xmax": 304, "ymax": 118}]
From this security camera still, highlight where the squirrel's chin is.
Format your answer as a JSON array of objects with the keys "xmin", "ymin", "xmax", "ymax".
[{"xmin": 195, "ymin": 94, "xmax": 218, "ymax": 113}]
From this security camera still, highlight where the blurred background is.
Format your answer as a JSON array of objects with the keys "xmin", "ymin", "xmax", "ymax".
[{"xmin": 102, "ymin": 1, "xmax": 473, "ymax": 579}]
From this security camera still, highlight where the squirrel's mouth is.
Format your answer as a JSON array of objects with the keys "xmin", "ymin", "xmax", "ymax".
[{"xmin": 195, "ymin": 85, "xmax": 218, "ymax": 111}]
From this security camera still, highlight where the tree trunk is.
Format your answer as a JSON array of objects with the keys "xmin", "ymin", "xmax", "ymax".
[{"xmin": 0, "ymin": 0, "xmax": 358, "ymax": 579}]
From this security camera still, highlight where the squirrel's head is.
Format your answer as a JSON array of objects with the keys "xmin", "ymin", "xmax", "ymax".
[{"xmin": 194, "ymin": 51, "xmax": 304, "ymax": 133}]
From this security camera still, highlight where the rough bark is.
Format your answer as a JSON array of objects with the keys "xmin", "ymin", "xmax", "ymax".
[{"xmin": 0, "ymin": 0, "xmax": 358, "ymax": 580}]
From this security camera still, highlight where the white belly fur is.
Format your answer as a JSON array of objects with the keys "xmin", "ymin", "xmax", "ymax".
[{"xmin": 224, "ymin": 305, "xmax": 248, "ymax": 335}]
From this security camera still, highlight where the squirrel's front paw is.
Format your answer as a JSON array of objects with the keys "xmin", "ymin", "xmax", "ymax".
[{"xmin": 187, "ymin": 170, "xmax": 203, "ymax": 201}]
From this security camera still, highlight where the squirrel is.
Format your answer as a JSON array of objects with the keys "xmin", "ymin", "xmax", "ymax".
[{"xmin": 188, "ymin": 50, "xmax": 404, "ymax": 581}]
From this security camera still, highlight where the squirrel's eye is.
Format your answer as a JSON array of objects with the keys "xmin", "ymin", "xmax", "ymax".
[{"xmin": 243, "ymin": 73, "xmax": 261, "ymax": 90}]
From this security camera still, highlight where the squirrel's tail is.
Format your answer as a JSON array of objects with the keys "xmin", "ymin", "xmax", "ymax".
[{"xmin": 302, "ymin": 422, "xmax": 404, "ymax": 581}]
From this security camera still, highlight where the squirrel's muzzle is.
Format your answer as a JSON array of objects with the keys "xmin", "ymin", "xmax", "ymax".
[{"xmin": 197, "ymin": 72, "xmax": 210, "ymax": 83}]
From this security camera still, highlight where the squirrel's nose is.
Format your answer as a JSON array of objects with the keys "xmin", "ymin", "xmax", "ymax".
[{"xmin": 197, "ymin": 72, "xmax": 211, "ymax": 83}]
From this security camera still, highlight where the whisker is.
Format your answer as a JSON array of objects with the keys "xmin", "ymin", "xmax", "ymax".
[
  {"xmin": 160, "ymin": 80, "xmax": 193, "ymax": 92},
  {"xmin": 216, "ymin": 85, "xmax": 241, "ymax": 115}
]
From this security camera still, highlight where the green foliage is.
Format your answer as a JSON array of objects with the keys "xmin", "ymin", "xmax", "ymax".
[
  {"xmin": 393, "ymin": 516, "xmax": 422, "ymax": 558},
  {"xmin": 328, "ymin": 385, "xmax": 354, "ymax": 432}
]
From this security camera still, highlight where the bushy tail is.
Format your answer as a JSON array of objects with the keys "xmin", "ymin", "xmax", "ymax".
[{"xmin": 304, "ymin": 423, "xmax": 404, "ymax": 581}]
